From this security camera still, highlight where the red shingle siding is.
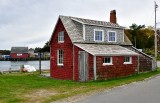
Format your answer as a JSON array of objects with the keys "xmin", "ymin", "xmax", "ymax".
[
  {"xmin": 96, "ymin": 56, "xmax": 138, "ymax": 80},
  {"xmin": 139, "ymin": 56, "xmax": 152, "ymax": 72},
  {"xmin": 88, "ymin": 54, "xmax": 94, "ymax": 80},
  {"xmin": 50, "ymin": 19, "xmax": 73, "ymax": 80}
]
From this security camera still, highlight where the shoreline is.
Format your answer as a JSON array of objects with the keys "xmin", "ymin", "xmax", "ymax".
[{"xmin": 0, "ymin": 61, "xmax": 50, "ymax": 71}]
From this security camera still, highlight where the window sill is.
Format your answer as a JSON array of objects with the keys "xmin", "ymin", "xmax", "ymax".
[
  {"xmin": 123, "ymin": 62, "xmax": 132, "ymax": 64},
  {"xmin": 58, "ymin": 64, "xmax": 64, "ymax": 66},
  {"xmin": 103, "ymin": 63, "xmax": 113, "ymax": 66},
  {"xmin": 94, "ymin": 40, "xmax": 103, "ymax": 42},
  {"xmin": 108, "ymin": 41, "xmax": 116, "ymax": 42},
  {"xmin": 58, "ymin": 41, "xmax": 64, "ymax": 43}
]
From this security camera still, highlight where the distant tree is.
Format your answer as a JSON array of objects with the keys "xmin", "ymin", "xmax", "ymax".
[
  {"xmin": 129, "ymin": 23, "xmax": 145, "ymax": 48},
  {"xmin": 43, "ymin": 41, "xmax": 49, "ymax": 48},
  {"xmin": 34, "ymin": 47, "xmax": 41, "ymax": 53},
  {"xmin": 40, "ymin": 41, "xmax": 50, "ymax": 52},
  {"xmin": 125, "ymin": 24, "xmax": 154, "ymax": 49},
  {"xmin": 142, "ymin": 27, "xmax": 154, "ymax": 48},
  {"xmin": 0, "ymin": 50, "xmax": 11, "ymax": 55}
]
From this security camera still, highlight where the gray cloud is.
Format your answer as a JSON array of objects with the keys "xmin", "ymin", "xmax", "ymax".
[{"xmin": 0, "ymin": 0, "xmax": 160, "ymax": 50}]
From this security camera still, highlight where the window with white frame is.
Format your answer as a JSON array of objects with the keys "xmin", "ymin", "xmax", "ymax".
[
  {"xmin": 57, "ymin": 50, "xmax": 63, "ymax": 65},
  {"xmin": 103, "ymin": 57, "xmax": 113, "ymax": 65},
  {"xmin": 124, "ymin": 56, "xmax": 132, "ymax": 64},
  {"xmin": 58, "ymin": 31, "xmax": 64, "ymax": 42},
  {"xmin": 94, "ymin": 30, "xmax": 104, "ymax": 42},
  {"xmin": 108, "ymin": 31, "xmax": 116, "ymax": 42}
]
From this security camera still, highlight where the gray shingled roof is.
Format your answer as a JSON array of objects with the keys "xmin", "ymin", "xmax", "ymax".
[
  {"xmin": 49, "ymin": 15, "xmax": 132, "ymax": 45},
  {"xmin": 60, "ymin": 15, "xmax": 131, "ymax": 45},
  {"xmin": 59, "ymin": 16, "xmax": 84, "ymax": 43},
  {"xmin": 74, "ymin": 43, "xmax": 138, "ymax": 56},
  {"xmin": 11, "ymin": 47, "xmax": 28, "ymax": 53},
  {"xmin": 124, "ymin": 34, "xmax": 132, "ymax": 45},
  {"xmin": 70, "ymin": 16, "xmax": 124, "ymax": 28}
]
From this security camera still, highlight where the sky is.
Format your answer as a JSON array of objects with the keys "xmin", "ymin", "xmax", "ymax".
[{"xmin": 0, "ymin": 0, "xmax": 160, "ymax": 50}]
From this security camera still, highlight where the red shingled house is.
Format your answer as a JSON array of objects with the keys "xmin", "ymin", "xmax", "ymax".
[
  {"xmin": 49, "ymin": 10, "xmax": 155, "ymax": 81},
  {"xmin": 10, "ymin": 47, "xmax": 29, "ymax": 60}
]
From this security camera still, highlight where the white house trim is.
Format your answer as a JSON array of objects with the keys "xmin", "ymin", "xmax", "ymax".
[
  {"xmin": 83, "ymin": 24, "xmax": 86, "ymax": 40},
  {"xmin": 123, "ymin": 30, "xmax": 125, "ymax": 42}
]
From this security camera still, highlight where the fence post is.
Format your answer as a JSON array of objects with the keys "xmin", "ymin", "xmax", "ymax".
[{"xmin": 39, "ymin": 51, "xmax": 41, "ymax": 74}]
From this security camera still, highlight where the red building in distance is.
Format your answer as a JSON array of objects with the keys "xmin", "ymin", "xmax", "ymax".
[{"xmin": 10, "ymin": 47, "xmax": 29, "ymax": 60}]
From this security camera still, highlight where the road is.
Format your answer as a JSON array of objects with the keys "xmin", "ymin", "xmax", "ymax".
[{"xmin": 77, "ymin": 75, "xmax": 160, "ymax": 103}]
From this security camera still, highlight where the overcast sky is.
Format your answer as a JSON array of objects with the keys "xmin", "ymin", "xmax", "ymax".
[{"xmin": 0, "ymin": 0, "xmax": 160, "ymax": 50}]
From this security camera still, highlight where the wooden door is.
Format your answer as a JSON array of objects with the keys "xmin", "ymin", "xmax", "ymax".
[{"xmin": 78, "ymin": 51, "xmax": 88, "ymax": 81}]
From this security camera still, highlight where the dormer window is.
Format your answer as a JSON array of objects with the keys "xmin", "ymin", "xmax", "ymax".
[
  {"xmin": 94, "ymin": 29, "xmax": 104, "ymax": 42},
  {"xmin": 108, "ymin": 31, "xmax": 116, "ymax": 42},
  {"xmin": 58, "ymin": 31, "xmax": 64, "ymax": 43}
]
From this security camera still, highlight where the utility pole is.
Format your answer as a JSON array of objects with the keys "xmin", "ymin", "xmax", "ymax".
[{"xmin": 155, "ymin": 1, "xmax": 158, "ymax": 58}]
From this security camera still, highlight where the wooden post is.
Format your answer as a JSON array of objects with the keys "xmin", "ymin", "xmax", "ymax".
[{"xmin": 39, "ymin": 51, "xmax": 41, "ymax": 74}]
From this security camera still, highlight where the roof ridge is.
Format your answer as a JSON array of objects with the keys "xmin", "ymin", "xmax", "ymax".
[
  {"xmin": 59, "ymin": 15, "xmax": 124, "ymax": 29},
  {"xmin": 60, "ymin": 15, "xmax": 119, "ymax": 25},
  {"xmin": 70, "ymin": 16, "xmax": 110, "ymax": 23}
]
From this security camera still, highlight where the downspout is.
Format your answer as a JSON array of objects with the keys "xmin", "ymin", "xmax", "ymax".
[
  {"xmin": 93, "ymin": 56, "xmax": 97, "ymax": 80},
  {"xmin": 50, "ymin": 45, "xmax": 51, "ymax": 75},
  {"xmin": 137, "ymin": 55, "xmax": 139, "ymax": 74},
  {"xmin": 73, "ymin": 44, "xmax": 75, "ymax": 80}
]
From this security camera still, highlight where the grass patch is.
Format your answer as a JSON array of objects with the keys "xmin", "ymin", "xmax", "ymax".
[{"xmin": 0, "ymin": 69, "xmax": 160, "ymax": 103}]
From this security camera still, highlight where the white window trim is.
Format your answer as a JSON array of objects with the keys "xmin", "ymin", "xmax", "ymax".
[
  {"xmin": 107, "ymin": 31, "xmax": 117, "ymax": 42},
  {"xmin": 58, "ymin": 63, "xmax": 64, "ymax": 66},
  {"xmin": 58, "ymin": 31, "xmax": 64, "ymax": 43},
  {"xmin": 58, "ymin": 41, "xmax": 64, "ymax": 43},
  {"xmin": 103, "ymin": 57, "xmax": 113, "ymax": 66},
  {"xmin": 94, "ymin": 29, "xmax": 104, "ymax": 42},
  {"xmin": 57, "ymin": 50, "xmax": 63, "ymax": 66},
  {"xmin": 124, "ymin": 57, "xmax": 132, "ymax": 64}
]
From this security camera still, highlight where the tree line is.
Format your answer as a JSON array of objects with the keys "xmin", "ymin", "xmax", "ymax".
[{"xmin": 125, "ymin": 23, "xmax": 155, "ymax": 49}]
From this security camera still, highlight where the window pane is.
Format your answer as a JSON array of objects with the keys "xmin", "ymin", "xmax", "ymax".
[
  {"xmin": 58, "ymin": 50, "xmax": 63, "ymax": 64},
  {"xmin": 95, "ymin": 30, "xmax": 103, "ymax": 41},
  {"xmin": 99, "ymin": 31, "xmax": 102, "ymax": 40},
  {"xmin": 109, "ymin": 32, "xmax": 115, "ymax": 42},
  {"xmin": 58, "ymin": 31, "xmax": 64, "ymax": 42},
  {"xmin": 104, "ymin": 57, "xmax": 111, "ymax": 63},
  {"xmin": 124, "ymin": 57, "xmax": 130, "ymax": 62}
]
